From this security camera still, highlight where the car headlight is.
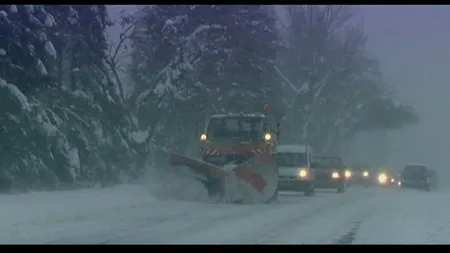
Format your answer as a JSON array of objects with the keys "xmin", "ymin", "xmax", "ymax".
[
  {"xmin": 378, "ymin": 173, "xmax": 387, "ymax": 184},
  {"xmin": 264, "ymin": 133, "xmax": 271, "ymax": 141},
  {"xmin": 362, "ymin": 171, "xmax": 369, "ymax": 177},
  {"xmin": 299, "ymin": 169, "xmax": 307, "ymax": 178},
  {"xmin": 200, "ymin": 134, "xmax": 207, "ymax": 141},
  {"xmin": 390, "ymin": 178, "xmax": 395, "ymax": 183},
  {"xmin": 344, "ymin": 170, "xmax": 352, "ymax": 178},
  {"xmin": 332, "ymin": 172, "xmax": 340, "ymax": 179}
]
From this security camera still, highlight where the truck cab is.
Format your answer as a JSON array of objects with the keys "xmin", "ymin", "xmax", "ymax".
[{"xmin": 199, "ymin": 113, "xmax": 277, "ymax": 166}]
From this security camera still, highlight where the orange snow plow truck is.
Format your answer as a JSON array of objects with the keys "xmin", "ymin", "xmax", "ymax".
[{"xmin": 169, "ymin": 105, "xmax": 280, "ymax": 204}]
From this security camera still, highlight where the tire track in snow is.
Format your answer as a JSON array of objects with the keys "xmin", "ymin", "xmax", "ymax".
[
  {"xmin": 229, "ymin": 188, "xmax": 384, "ymax": 244},
  {"xmin": 334, "ymin": 221, "xmax": 361, "ymax": 244},
  {"xmin": 100, "ymin": 201, "xmax": 290, "ymax": 243},
  {"xmin": 232, "ymin": 192, "xmax": 366, "ymax": 244},
  {"xmin": 10, "ymin": 199, "xmax": 209, "ymax": 244},
  {"xmin": 48, "ymin": 206, "xmax": 198, "ymax": 244}
]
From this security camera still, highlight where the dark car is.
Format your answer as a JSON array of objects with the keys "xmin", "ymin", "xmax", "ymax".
[
  {"xmin": 400, "ymin": 164, "xmax": 437, "ymax": 191},
  {"xmin": 350, "ymin": 166, "xmax": 375, "ymax": 188},
  {"xmin": 311, "ymin": 156, "xmax": 348, "ymax": 193}
]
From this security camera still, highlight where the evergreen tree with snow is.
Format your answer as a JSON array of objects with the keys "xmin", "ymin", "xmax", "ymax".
[
  {"xmin": 0, "ymin": 5, "xmax": 141, "ymax": 191},
  {"xmin": 0, "ymin": 5, "xmax": 58, "ymax": 94}
]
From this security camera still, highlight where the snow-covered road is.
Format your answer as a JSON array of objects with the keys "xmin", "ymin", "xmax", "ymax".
[{"xmin": 1, "ymin": 184, "xmax": 448, "ymax": 244}]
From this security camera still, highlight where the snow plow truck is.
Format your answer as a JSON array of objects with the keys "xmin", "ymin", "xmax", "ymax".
[{"xmin": 169, "ymin": 105, "xmax": 280, "ymax": 204}]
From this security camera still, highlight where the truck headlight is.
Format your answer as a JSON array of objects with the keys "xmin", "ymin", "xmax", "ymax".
[
  {"xmin": 299, "ymin": 169, "xmax": 307, "ymax": 178},
  {"xmin": 200, "ymin": 134, "xmax": 207, "ymax": 141},
  {"xmin": 362, "ymin": 171, "xmax": 369, "ymax": 177},
  {"xmin": 264, "ymin": 133, "xmax": 271, "ymax": 141}
]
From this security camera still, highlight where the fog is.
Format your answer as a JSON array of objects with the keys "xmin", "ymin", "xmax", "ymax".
[
  {"xmin": 359, "ymin": 6, "xmax": 450, "ymax": 181},
  {"xmin": 107, "ymin": 5, "xmax": 450, "ymax": 179}
]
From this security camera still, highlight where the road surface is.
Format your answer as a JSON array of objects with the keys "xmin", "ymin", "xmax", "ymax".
[{"xmin": 1, "ymin": 184, "xmax": 448, "ymax": 244}]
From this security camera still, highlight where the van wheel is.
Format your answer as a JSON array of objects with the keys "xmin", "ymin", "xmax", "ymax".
[{"xmin": 337, "ymin": 184, "xmax": 346, "ymax": 193}]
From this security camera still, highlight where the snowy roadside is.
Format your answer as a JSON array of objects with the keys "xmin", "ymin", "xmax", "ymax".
[
  {"xmin": 1, "ymin": 184, "xmax": 158, "ymax": 243},
  {"xmin": 1, "ymin": 167, "xmax": 222, "ymax": 244},
  {"xmin": 353, "ymin": 188, "xmax": 450, "ymax": 244},
  {"xmin": 4, "ymin": 181, "xmax": 448, "ymax": 244}
]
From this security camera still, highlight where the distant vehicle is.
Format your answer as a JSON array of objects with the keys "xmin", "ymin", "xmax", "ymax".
[
  {"xmin": 349, "ymin": 165, "xmax": 374, "ymax": 188},
  {"xmin": 374, "ymin": 168, "xmax": 397, "ymax": 187},
  {"xmin": 277, "ymin": 145, "xmax": 315, "ymax": 196},
  {"xmin": 311, "ymin": 156, "xmax": 349, "ymax": 193},
  {"xmin": 399, "ymin": 164, "xmax": 437, "ymax": 191}
]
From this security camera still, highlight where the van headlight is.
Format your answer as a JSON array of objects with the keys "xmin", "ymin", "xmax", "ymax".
[
  {"xmin": 332, "ymin": 172, "xmax": 340, "ymax": 179},
  {"xmin": 344, "ymin": 170, "xmax": 352, "ymax": 178}
]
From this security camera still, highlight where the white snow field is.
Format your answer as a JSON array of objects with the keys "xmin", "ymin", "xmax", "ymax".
[{"xmin": 1, "ymin": 184, "xmax": 449, "ymax": 244}]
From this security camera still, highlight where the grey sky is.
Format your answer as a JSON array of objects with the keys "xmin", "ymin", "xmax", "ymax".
[{"xmin": 361, "ymin": 5, "xmax": 450, "ymax": 171}]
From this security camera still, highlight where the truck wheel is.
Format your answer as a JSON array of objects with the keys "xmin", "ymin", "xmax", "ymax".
[{"xmin": 304, "ymin": 184, "xmax": 315, "ymax": 196}]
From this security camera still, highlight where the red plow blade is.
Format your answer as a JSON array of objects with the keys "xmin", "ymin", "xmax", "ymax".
[{"xmin": 169, "ymin": 152, "xmax": 278, "ymax": 204}]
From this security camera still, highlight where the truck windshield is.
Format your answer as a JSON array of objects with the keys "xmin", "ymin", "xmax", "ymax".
[{"xmin": 206, "ymin": 117, "xmax": 263, "ymax": 141}]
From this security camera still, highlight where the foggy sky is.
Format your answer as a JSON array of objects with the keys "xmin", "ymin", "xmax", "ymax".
[
  {"xmin": 107, "ymin": 5, "xmax": 450, "ymax": 172},
  {"xmin": 361, "ymin": 5, "xmax": 450, "ymax": 171}
]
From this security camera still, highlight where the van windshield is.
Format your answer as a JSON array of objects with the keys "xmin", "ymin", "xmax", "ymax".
[
  {"xmin": 276, "ymin": 153, "xmax": 307, "ymax": 167},
  {"xmin": 312, "ymin": 157, "xmax": 343, "ymax": 169}
]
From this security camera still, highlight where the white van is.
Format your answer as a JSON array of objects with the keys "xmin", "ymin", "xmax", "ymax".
[{"xmin": 276, "ymin": 145, "xmax": 315, "ymax": 196}]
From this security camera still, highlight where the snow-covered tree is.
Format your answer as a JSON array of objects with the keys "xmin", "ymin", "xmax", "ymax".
[
  {"xmin": 0, "ymin": 5, "xmax": 58, "ymax": 94},
  {"xmin": 125, "ymin": 5, "xmax": 281, "ymax": 166},
  {"xmin": 0, "ymin": 5, "xmax": 142, "ymax": 191},
  {"xmin": 275, "ymin": 5, "xmax": 417, "ymax": 153}
]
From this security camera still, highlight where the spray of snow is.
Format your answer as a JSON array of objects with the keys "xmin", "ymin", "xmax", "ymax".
[{"xmin": 146, "ymin": 165, "xmax": 213, "ymax": 203}]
